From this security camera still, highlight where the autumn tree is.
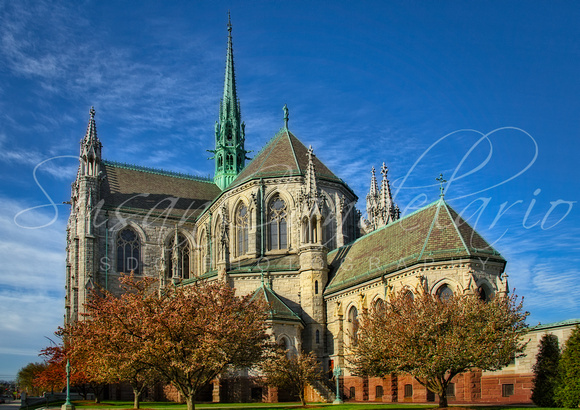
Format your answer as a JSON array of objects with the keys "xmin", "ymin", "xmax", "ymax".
[
  {"xmin": 66, "ymin": 278, "xmax": 159, "ymax": 409},
  {"xmin": 351, "ymin": 290, "xmax": 528, "ymax": 408},
  {"xmin": 16, "ymin": 362, "xmax": 47, "ymax": 396},
  {"xmin": 531, "ymin": 333, "xmax": 560, "ymax": 407},
  {"xmin": 67, "ymin": 275, "xmax": 269, "ymax": 410},
  {"xmin": 260, "ymin": 347, "xmax": 323, "ymax": 406},
  {"xmin": 555, "ymin": 325, "xmax": 580, "ymax": 408}
]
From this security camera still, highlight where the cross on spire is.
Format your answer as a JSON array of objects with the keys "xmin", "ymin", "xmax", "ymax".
[
  {"xmin": 283, "ymin": 104, "xmax": 289, "ymax": 129},
  {"xmin": 436, "ymin": 173, "xmax": 447, "ymax": 198}
]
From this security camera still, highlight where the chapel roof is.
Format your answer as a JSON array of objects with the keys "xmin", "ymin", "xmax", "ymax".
[
  {"xmin": 251, "ymin": 283, "xmax": 303, "ymax": 325},
  {"xmin": 325, "ymin": 198, "xmax": 505, "ymax": 295},
  {"xmin": 229, "ymin": 129, "xmax": 347, "ymax": 189},
  {"xmin": 99, "ymin": 160, "xmax": 221, "ymax": 220}
]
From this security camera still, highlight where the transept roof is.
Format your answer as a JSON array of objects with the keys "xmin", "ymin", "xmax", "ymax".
[{"xmin": 325, "ymin": 198, "xmax": 505, "ymax": 295}]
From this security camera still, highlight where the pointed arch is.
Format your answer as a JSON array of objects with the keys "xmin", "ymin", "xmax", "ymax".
[
  {"xmin": 234, "ymin": 200, "xmax": 249, "ymax": 257},
  {"xmin": 116, "ymin": 226, "xmax": 141, "ymax": 274},
  {"xmin": 197, "ymin": 227, "xmax": 208, "ymax": 275},
  {"xmin": 165, "ymin": 232, "xmax": 192, "ymax": 280},
  {"xmin": 267, "ymin": 194, "xmax": 288, "ymax": 251},
  {"xmin": 322, "ymin": 193, "xmax": 337, "ymax": 250},
  {"xmin": 347, "ymin": 305, "xmax": 359, "ymax": 345}
]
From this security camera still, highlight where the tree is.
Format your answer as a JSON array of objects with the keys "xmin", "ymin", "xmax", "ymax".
[
  {"xmin": 16, "ymin": 362, "xmax": 47, "ymax": 396},
  {"xmin": 260, "ymin": 347, "xmax": 323, "ymax": 406},
  {"xmin": 555, "ymin": 325, "xmax": 580, "ymax": 408},
  {"xmin": 67, "ymin": 275, "xmax": 269, "ymax": 410},
  {"xmin": 350, "ymin": 289, "xmax": 528, "ymax": 408},
  {"xmin": 531, "ymin": 333, "xmax": 560, "ymax": 407}
]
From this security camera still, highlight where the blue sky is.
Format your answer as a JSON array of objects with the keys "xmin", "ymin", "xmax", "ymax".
[{"xmin": 1, "ymin": 0, "xmax": 579, "ymax": 380}]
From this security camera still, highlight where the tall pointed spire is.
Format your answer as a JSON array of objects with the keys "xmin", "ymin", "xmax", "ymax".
[
  {"xmin": 79, "ymin": 106, "xmax": 102, "ymax": 177},
  {"xmin": 210, "ymin": 13, "xmax": 248, "ymax": 190}
]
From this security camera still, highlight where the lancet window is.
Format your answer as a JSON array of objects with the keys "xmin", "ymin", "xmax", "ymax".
[
  {"xmin": 167, "ymin": 233, "xmax": 191, "ymax": 280},
  {"xmin": 236, "ymin": 203, "xmax": 249, "ymax": 256},
  {"xmin": 268, "ymin": 196, "xmax": 287, "ymax": 250},
  {"xmin": 348, "ymin": 306, "xmax": 359, "ymax": 344},
  {"xmin": 436, "ymin": 284, "xmax": 454, "ymax": 301},
  {"xmin": 198, "ymin": 230, "xmax": 208, "ymax": 274},
  {"xmin": 116, "ymin": 227, "xmax": 140, "ymax": 274}
]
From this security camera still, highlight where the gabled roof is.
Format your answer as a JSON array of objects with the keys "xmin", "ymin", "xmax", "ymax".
[
  {"xmin": 325, "ymin": 199, "xmax": 505, "ymax": 295},
  {"xmin": 100, "ymin": 160, "xmax": 221, "ymax": 220},
  {"xmin": 251, "ymin": 283, "xmax": 303, "ymax": 325},
  {"xmin": 229, "ymin": 129, "xmax": 345, "ymax": 188}
]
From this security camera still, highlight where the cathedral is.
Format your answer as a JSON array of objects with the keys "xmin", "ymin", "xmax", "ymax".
[{"xmin": 65, "ymin": 17, "xmax": 530, "ymax": 404}]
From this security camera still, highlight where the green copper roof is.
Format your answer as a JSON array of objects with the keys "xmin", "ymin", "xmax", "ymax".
[
  {"xmin": 325, "ymin": 199, "xmax": 505, "ymax": 295},
  {"xmin": 211, "ymin": 13, "xmax": 248, "ymax": 190},
  {"xmin": 229, "ymin": 128, "xmax": 350, "ymax": 190},
  {"xmin": 533, "ymin": 318, "xmax": 580, "ymax": 331},
  {"xmin": 251, "ymin": 283, "xmax": 304, "ymax": 325}
]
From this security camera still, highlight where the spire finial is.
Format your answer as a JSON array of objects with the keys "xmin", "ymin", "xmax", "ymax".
[
  {"xmin": 436, "ymin": 173, "xmax": 447, "ymax": 198},
  {"xmin": 89, "ymin": 106, "xmax": 95, "ymax": 120},
  {"xmin": 283, "ymin": 104, "xmax": 289, "ymax": 129},
  {"xmin": 227, "ymin": 10, "xmax": 232, "ymax": 32}
]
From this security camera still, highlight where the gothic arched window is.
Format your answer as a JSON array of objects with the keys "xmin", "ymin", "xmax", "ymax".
[
  {"xmin": 166, "ymin": 233, "xmax": 191, "ymax": 280},
  {"xmin": 373, "ymin": 298, "xmax": 385, "ymax": 313},
  {"xmin": 436, "ymin": 284, "xmax": 454, "ymax": 301},
  {"xmin": 198, "ymin": 229, "xmax": 208, "ymax": 274},
  {"xmin": 236, "ymin": 203, "xmax": 249, "ymax": 256},
  {"xmin": 315, "ymin": 329, "xmax": 320, "ymax": 344},
  {"xmin": 348, "ymin": 306, "xmax": 359, "ymax": 344},
  {"xmin": 268, "ymin": 196, "xmax": 287, "ymax": 251},
  {"xmin": 116, "ymin": 227, "xmax": 140, "ymax": 274}
]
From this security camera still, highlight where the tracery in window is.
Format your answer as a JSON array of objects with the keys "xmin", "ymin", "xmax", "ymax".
[
  {"xmin": 268, "ymin": 196, "xmax": 287, "ymax": 250},
  {"xmin": 236, "ymin": 203, "xmax": 249, "ymax": 256},
  {"xmin": 117, "ymin": 227, "xmax": 140, "ymax": 274},
  {"xmin": 323, "ymin": 201, "xmax": 337, "ymax": 250},
  {"xmin": 167, "ymin": 233, "xmax": 191, "ymax": 280}
]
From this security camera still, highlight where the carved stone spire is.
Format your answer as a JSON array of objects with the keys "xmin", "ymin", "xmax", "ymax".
[
  {"xmin": 210, "ymin": 13, "xmax": 248, "ymax": 190},
  {"xmin": 364, "ymin": 162, "xmax": 399, "ymax": 233},
  {"xmin": 79, "ymin": 107, "xmax": 102, "ymax": 177},
  {"xmin": 305, "ymin": 145, "xmax": 318, "ymax": 199}
]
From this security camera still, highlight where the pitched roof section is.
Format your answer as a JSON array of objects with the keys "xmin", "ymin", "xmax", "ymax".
[
  {"xmin": 230, "ymin": 129, "xmax": 344, "ymax": 188},
  {"xmin": 100, "ymin": 160, "xmax": 221, "ymax": 220},
  {"xmin": 325, "ymin": 199, "xmax": 505, "ymax": 295},
  {"xmin": 251, "ymin": 284, "xmax": 303, "ymax": 325}
]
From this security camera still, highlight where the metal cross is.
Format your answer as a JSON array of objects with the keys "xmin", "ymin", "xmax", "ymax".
[{"xmin": 436, "ymin": 173, "xmax": 447, "ymax": 198}]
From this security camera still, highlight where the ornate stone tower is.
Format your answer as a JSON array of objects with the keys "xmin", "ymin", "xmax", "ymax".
[
  {"xmin": 298, "ymin": 146, "xmax": 328, "ymax": 356},
  {"xmin": 210, "ymin": 14, "xmax": 248, "ymax": 190},
  {"xmin": 364, "ymin": 162, "xmax": 400, "ymax": 232},
  {"xmin": 65, "ymin": 107, "xmax": 102, "ymax": 324}
]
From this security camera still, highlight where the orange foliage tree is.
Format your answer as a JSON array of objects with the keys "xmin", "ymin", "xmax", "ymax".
[
  {"xmin": 350, "ymin": 290, "xmax": 529, "ymax": 407},
  {"xmin": 66, "ymin": 275, "xmax": 269, "ymax": 410}
]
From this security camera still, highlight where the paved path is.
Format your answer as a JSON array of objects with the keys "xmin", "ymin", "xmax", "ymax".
[{"xmin": 0, "ymin": 400, "xmax": 20, "ymax": 410}]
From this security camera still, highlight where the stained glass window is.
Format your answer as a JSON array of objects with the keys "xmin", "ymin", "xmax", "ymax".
[{"xmin": 117, "ymin": 227, "xmax": 140, "ymax": 274}]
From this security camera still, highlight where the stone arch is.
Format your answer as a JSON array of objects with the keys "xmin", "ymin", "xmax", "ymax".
[
  {"xmin": 476, "ymin": 279, "xmax": 494, "ymax": 301},
  {"xmin": 197, "ymin": 227, "xmax": 209, "ymax": 275},
  {"xmin": 346, "ymin": 304, "xmax": 359, "ymax": 344},
  {"xmin": 429, "ymin": 278, "xmax": 461, "ymax": 297}
]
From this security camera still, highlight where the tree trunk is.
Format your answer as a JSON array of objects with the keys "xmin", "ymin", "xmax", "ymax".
[
  {"xmin": 132, "ymin": 387, "xmax": 141, "ymax": 409},
  {"xmin": 185, "ymin": 394, "xmax": 195, "ymax": 410},
  {"xmin": 438, "ymin": 389, "xmax": 448, "ymax": 408},
  {"xmin": 299, "ymin": 390, "xmax": 306, "ymax": 406}
]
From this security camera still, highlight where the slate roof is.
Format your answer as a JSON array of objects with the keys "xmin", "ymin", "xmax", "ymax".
[
  {"xmin": 228, "ymin": 254, "xmax": 301, "ymax": 274},
  {"xmin": 100, "ymin": 160, "xmax": 221, "ymax": 220},
  {"xmin": 251, "ymin": 284, "xmax": 303, "ymax": 325},
  {"xmin": 325, "ymin": 198, "xmax": 505, "ymax": 295},
  {"xmin": 229, "ymin": 129, "xmax": 346, "ymax": 188}
]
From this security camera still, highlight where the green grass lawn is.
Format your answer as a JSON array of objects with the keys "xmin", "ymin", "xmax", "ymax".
[{"xmin": 46, "ymin": 402, "xmax": 559, "ymax": 410}]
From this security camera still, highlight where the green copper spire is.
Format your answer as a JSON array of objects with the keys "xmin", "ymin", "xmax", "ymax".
[{"xmin": 209, "ymin": 12, "xmax": 248, "ymax": 190}]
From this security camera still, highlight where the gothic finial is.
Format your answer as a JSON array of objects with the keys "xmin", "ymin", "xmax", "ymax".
[
  {"xmin": 89, "ymin": 106, "xmax": 95, "ymax": 121},
  {"xmin": 227, "ymin": 11, "xmax": 232, "ymax": 32},
  {"xmin": 369, "ymin": 166, "xmax": 378, "ymax": 197},
  {"xmin": 436, "ymin": 173, "xmax": 447, "ymax": 198},
  {"xmin": 283, "ymin": 104, "xmax": 289, "ymax": 129},
  {"xmin": 380, "ymin": 162, "xmax": 388, "ymax": 178}
]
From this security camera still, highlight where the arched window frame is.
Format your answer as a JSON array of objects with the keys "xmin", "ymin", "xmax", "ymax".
[
  {"xmin": 198, "ymin": 229, "xmax": 208, "ymax": 275},
  {"xmin": 436, "ymin": 283, "xmax": 454, "ymax": 301},
  {"xmin": 116, "ymin": 226, "xmax": 141, "ymax": 274},
  {"xmin": 166, "ymin": 233, "xmax": 191, "ymax": 280},
  {"xmin": 235, "ymin": 202, "xmax": 249, "ymax": 257},
  {"xmin": 267, "ymin": 195, "xmax": 288, "ymax": 251},
  {"xmin": 347, "ymin": 305, "xmax": 359, "ymax": 345}
]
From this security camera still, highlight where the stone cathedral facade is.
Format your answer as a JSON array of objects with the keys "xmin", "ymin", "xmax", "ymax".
[{"xmin": 65, "ymin": 19, "xmax": 526, "ymax": 404}]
